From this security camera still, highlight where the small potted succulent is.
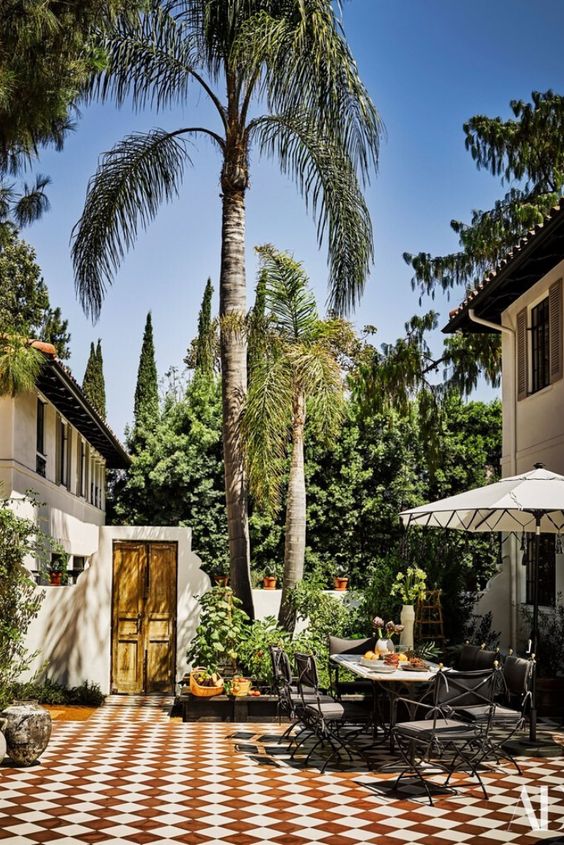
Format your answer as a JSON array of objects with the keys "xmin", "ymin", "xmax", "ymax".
[
  {"xmin": 47, "ymin": 551, "xmax": 69, "ymax": 586},
  {"xmin": 211, "ymin": 555, "xmax": 230, "ymax": 587}
]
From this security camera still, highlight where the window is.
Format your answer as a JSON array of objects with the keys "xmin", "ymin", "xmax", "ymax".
[
  {"xmin": 77, "ymin": 439, "xmax": 86, "ymax": 497},
  {"xmin": 531, "ymin": 298, "xmax": 550, "ymax": 393},
  {"xmin": 517, "ymin": 278, "xmax": 563, "ymax": 400},
  {"xmin": 525, "ymin": 535, "xmax": 555, "ymax": 607},
  {"xmin": 56, "ymin": 417, "xmax": 70, "ymax": 488},
  {"xmin": 36, "ymin": 400, "xmax": 46, "ymax": 477}
]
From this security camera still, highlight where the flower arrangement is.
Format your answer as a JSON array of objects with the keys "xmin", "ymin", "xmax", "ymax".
[
  {"xmin": 372, "ymin": 616, "xmax": 404, "ymax": 639},
  {"xmin": 390, "ymin": 566, "xmax": 427, "ymax": 605}
]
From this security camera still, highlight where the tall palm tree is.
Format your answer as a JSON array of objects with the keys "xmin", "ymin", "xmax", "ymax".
[
  {"xmin": 243, "ymin": 245, "xmax": 352, "ymax": 630},
  {"xmin": 71, "ymin": 0, "xmax": 381, "ymax": 618}
]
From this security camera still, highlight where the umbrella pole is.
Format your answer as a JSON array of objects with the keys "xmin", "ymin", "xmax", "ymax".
[
  {"xmin": 528, "ymin": 514, "xmax": 541, "ymax": 743},
  {"xmin": 504, "ymin": 510, "xmax": 561, "ymax": 757}
]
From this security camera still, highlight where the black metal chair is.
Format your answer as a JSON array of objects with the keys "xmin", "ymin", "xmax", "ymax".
[
  {"xmin": 328, "ymin": 635, "xmax": 376, "ymax": 699},
  {"xmin": 293, "ymin": 652, "xmax": 373, "ymax": 772},
  {"xmin": 390, "ymin": 667, "xmax": 497, "ymax": 805},
  {"xmin": 453, "ymin": 653, "xmax": 533, "ymax": 773},
  {"xmin": 269, "ymin": 646, "xmax": 331, "ymax": 746},
  {"xmin": 457, "ymin": 643, "xmax": 500, "ymax": 671}
]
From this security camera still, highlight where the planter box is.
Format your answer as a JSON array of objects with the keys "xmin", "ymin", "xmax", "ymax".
[{"xmin": 177, "ymin": 693, "xmax": 283, "ymax": 723}]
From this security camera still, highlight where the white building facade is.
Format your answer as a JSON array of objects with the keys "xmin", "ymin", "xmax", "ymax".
[{"xmin": 446, "ymin": 200, "xmax": 564, "ymax": 647}]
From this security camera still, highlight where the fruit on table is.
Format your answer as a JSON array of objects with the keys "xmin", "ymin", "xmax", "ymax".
[
  {"xmin": 398, "ymin": 653, "xmax": 408, "ymax": 663},
  {"xmin": 363, "ymin": 651, "xmax": 378, "ymax": 660}
]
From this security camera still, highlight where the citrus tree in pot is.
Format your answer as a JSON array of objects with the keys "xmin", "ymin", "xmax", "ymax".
[{"xmin": 186, "ymin": 586, "xmax": 250, "ymax": 680}]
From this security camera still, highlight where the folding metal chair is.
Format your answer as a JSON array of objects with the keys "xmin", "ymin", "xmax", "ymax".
[
  {"xmin": 390, "ymin": 667, "xmax": 497, "ymax": 805},
  {"xmin": 293, "ymin": 652, "xmax": 373, "ymax": 772}
]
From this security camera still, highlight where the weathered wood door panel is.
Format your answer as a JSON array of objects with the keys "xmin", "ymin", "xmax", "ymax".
[{"xmin": 111, "ymin": 541, "xmax": 177, "ymax": 694}]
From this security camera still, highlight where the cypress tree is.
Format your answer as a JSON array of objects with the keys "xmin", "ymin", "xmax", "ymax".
[
  {"xmin": 95, "ymin": 339, "xmax": 106, "ymax": 418},
  {"xmin": 195, "ymin": 279, "xmax": 214, "ymax": 378},
  {"xmin": 133, "ymin": 312, "xmax": 159, "ymax": 433},
  {"xmin": 82, "ymin": 339, "xmax": 106, "ymax": 417}
]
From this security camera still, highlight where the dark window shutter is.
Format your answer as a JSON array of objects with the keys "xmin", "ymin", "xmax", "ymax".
[
  {"xmin": 517, "ymin": 307, "xmax": 528, "ymax": 400},
  {"xmin": 55, "ymin": 414, "xmax": 62, "ymax": 484},
  {"xmin": 66, "ymin": 427, "xmax": 72, "ymax": 489},
  {"xmin": 549, "ymin": 279, "xmax": 563, "ymax": 383}
]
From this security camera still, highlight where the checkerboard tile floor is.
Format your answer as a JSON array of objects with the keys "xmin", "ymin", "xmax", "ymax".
[{"xmin": 1, "ymin": 695, "xmax": 563, "ymax": 844}]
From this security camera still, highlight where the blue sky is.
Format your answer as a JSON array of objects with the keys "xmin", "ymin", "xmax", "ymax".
[{"xmin": 22, "ymin": 0, "xmax": 564, "ymax": 437}]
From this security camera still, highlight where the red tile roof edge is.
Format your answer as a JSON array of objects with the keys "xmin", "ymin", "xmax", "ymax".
[{"xmin": 447, "ymin": 196, "xmax": 564, "ymax": 323}]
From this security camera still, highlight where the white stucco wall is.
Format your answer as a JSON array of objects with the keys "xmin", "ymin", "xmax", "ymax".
[
  {"xmin": 474, "ymin": 259, "xmax": 564, "ymax": 646},
  {"xmin": 24, "ymin": 525, "xmax": 210, "ymax": 694}
]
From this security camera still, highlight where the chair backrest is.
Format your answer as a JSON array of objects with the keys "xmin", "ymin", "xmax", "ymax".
[
  {"xmin": 503, "ymin": 654, "xmax": 533, "ymax": 698},
  {"xmin": 458, "ymin": 643, "xmax": 499, "ymax": 671},
  {"xmin": 269, "ymin": 646, "xmax": 293, "ymax": 693},
  {"xmin": 436, "ymin": 667, "xmax": 500, "ymax": 710},
  {"xmin": 328, "ymin": 635, "xmax": 377, "ymax": 656},
  {"xmin": 295, "ymin": 652, "xmax": 320, "ymax": 692}
]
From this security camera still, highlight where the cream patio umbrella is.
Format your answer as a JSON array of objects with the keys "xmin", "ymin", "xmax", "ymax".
[{"xmin": 400, "ymin": 463, "xmax": 564, "ymax": 753}]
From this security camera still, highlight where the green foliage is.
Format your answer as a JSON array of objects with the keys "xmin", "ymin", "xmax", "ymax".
[
  {"xmin": 132, "ymin": 311, "xmax": 159, "ymax": 443},
  {"xmin": 237, "ymin": 617, "xmax": 292, "ymax": 686},
  {"xmin": 0, "ymin": 227, "xmax": 70, "ymax": 358},
  {"xmin": 185, "ymin": 279, "xmax": 218, "ymax": 378},
  {"xmin": 0, "ymin": 498, "xmax": 56, "ymax": 704},
  {"xmin": 3, "ymin": 678, "xmax": 105, "ymax": 709},
  {"xmin": 82, "ymin": 339, "xmax": 106, "ymax": 417},
  {"xmin": 110, "ymin": 372, "xmax": 228, "ymax": 569},
  {"xmin": 0, "ymin": 335, "xmax": 45, "ymax": 396},
  {"xmin": 186, "ymin": 587, "xmax": 250, "ymax": 674},
  {"xmin": 390, "ymin": 566, "xmax": 428, "ymax": 605}
]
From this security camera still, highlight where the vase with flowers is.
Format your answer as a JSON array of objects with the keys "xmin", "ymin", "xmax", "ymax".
[
  {"xmin": 372, "ymin": 617, "xmax": 404, "ymax": 655},
  {"xmin": 390, "ymin": 566, "xmax": 427, "ymax": 650}
]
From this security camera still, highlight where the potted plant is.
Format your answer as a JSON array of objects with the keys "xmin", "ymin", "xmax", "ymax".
[
  {"xmin": 390, "ymin": 565, "xmax": 427, "ymax": 649},
  {"xmin": 333, "ymin": 564, "xmax": 349, "ymax": 591},
  {"xmin": 186, "ymin": 586, "xmax": 249, "ymax": 676},
  {"xmin": 47, "ymin": 550, "xmax": 69, "ymax": 586},
  {"xmin": 262, "ymin": 563, "xmax": 282, "ymax": 590},
  {"xmin": 211, "ymin": 555, "xmax": 230, "ymax": 587}
]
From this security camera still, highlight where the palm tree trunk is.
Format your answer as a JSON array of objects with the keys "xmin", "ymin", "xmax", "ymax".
[
  {"xmin": 219, "ymin": 182, "xmax": 254, "ymax": 619},
  {"xmin": 279, "ymin": 392, "xmax": 306, "ymax": 631}
]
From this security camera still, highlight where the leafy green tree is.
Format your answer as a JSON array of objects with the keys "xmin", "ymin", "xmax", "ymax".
[
  {"xmin": 0, "ymin": 226, "xmax": 70, "ymax": 357},
  {"xmin": 399, "ymin": 91, "xmax": 564, "ymax": 387},
  {"xmin": 71, "ymin": 0, "xmax": 381, "ymax": 618},
  {"xmin": 82, "ymin": 339, "xmax": 106, "ymax": 416},
  {"xmin": 243, "ymin": 246, "xmax": 352, "ymax": 629},
  {"xmin": 0, "ymin": 0, "xmax": 138, "ymax": 233},
  {"xmin": 111, "ymin": 373, "xmax": 229, "ymax": 568},
  {"xmin": 133, "ymin": 312, "xmax": 159, "ymax": 442}
]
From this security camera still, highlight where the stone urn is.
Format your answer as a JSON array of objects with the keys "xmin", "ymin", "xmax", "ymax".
[
  {"xmin": 0, "ymin": 719, "xmax": 6, "ymax": 764},
  {"xmin": 1, "ymin": 701, "xmax": 52, "ymax": 766}
]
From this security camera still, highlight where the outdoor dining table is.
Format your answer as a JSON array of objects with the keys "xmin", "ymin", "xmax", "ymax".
[{"xmin": 330, "ymin": 653, "xmax": 440, "ymax": 749}]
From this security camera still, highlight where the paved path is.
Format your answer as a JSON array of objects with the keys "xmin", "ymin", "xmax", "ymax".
[{"xmin": 0, "ymin": 695, "xmax": 563, "ymax": 844}]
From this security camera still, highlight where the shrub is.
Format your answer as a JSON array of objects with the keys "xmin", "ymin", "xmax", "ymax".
[
  {"xmin": 237, "ymin": 617, "xmax": 292, "ymax": 685},
  {"xmin": 186, "ymin": 586, "xmax": 250, "ymax": 673},
  {"xmin": 5, "ymin": 678, "xmax": 105, "ymax": 707}
]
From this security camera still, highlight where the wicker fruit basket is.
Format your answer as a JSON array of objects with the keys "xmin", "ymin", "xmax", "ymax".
[{"xmin": 189, "ymin": 668, "xmax": 224, "ymax": 697}]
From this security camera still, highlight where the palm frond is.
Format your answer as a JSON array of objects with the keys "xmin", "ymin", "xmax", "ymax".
[
  {"xmin": 91, "ymin": 2, "xmax": 226, "ymax": 124},
  {"xmin": 241, "ymin": 353, "xmax": 293, "ymax": 511},
  {"xmin": 13, "ymin": 174, "xmax": 51, "ymax": 227},
  {"xmin": 289, "ymin": 342, "xmax": 345, "ymax": 439},
  {"xmin": 251, "ymin": 113, "xmax": 373, "ymax": 315},
  {"xmin": 255, "ymin": 244, "xmax": 318, "ymax": 340},
  {"xmin": 72, "ymin": 129, "xmax": 191, "ymax": 320},
  {"xmin": 234, "ymin": 0, "xmax": 382, "ymax": 184},
  {"xmin": 0, "ymin": 337, "xmax": 44, "ymax": 397}
]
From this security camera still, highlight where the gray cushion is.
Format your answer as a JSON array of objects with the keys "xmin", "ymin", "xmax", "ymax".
[
  {"xmin": 455, "ymin": 704, "xmax": 520, "ymax": 723},
  {"xmin": 395, "ymin": 718, "xmax": 477, "ymax": 738}
]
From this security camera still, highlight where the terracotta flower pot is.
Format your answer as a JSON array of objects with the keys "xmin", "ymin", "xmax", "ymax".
[
  {"xmin": 49, "ymin": 572, "xmax": 62, "ymax": 586},
  {"xmin": 334, "ymin": 576, "xmax": 349, "ymax": 591},
  {"xmin": 214, "ymin": 575, "xmax": 230, "ymax": 587},
  {"xmin": 263, "ymin": 576, "xmax": 277, "ymax": 590}
]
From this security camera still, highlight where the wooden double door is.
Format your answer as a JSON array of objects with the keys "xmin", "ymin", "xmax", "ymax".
[{"xmin": 111, "ymin": 541, "xmax": 177, "ymax": 694}]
